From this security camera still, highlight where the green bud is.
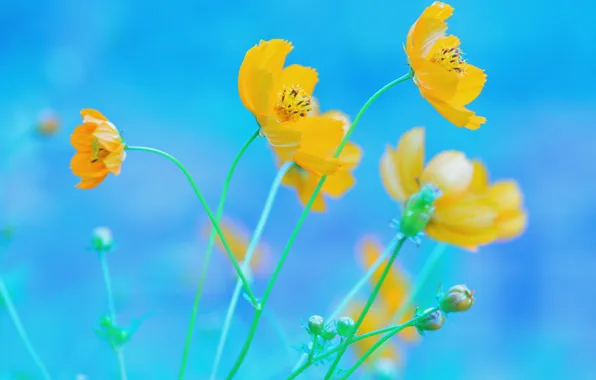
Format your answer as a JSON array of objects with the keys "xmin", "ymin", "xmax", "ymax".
[
  {"xmin": 99, "ymin": 315, "xmax": 113, "ymax": 328},
  {"xmin": 416, "ymin": 308, "xmax": 445, "ymax": 332},
  {"xmin": 336, "ymin": 316, "xmax": 355, "ymax": 337},
  {"xmin": 91, "ymin": 227, "xmax": 113, "ymax": 252},
  {"xmin": 440, "ymin": 285, "xmax": 475, "ymax": 313},
  {"xmin": 399, "ymin": 185, "xmax": 441, "ymax": 239},
  {"xmin": 320, "ymin": 325, "xmax": 337, "ymax": 341},
  {"xmin": 308, "ymin": 315, "xmax": 325, "ymax": 335}
]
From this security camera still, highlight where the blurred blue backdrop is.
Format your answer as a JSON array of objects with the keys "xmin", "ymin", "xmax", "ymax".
[{"xmin": 1, "ymin": 0, "xmax": 595, "ymax": 379}]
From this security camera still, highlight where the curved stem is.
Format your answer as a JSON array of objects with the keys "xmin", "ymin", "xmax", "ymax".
[
  {"xmin": 99, "ymin": 251, "xmax": 128, "ymax": 380},
  {"xmin": 367, "ymin": 243, "xmax": 448, "ymax": 369},
  {"xmin": 0, "ymin": 276, "xmax": 52, "ymax": 380},
  {"xmin": 285, "ymin": 307, "xmax": 434, "ymax": 380},
  {"xmin": 177, "ymin": 129, "xmax": 259, "ymax": 379},
  {"xmin": 210, "ymin": 162, "xmax": 292, "ymax": 380},
  {"xmin": 292, "ymin": 235, "xmax": 401, "ymax": 372},
  {"xmin": 226, "ymin": 71, "xmax": 412, "ymax": 379},
  {"xmin": 324, "ymin": 237, "xmax": 406, "ymax": 379},
  {"xmin": 339, "ymin": 307, "xmax": 440, "ymax": 379},
  {"xmin": 125, "ymin": 145, "xmax": 257, "ymax": 307}
]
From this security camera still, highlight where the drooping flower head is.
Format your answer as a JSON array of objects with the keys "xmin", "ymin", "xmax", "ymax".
[
  {"xmin": 70, "ymin": 109, "xmax": 126, "ymax": 189},
  {"xmin": 406, "ymin": 2, "xmax": 487, "ymax": 130},
  {"xmin": 238, "ymin": 39, "xmax": 344, "ymax": 175},
  {"xmin": 282, "ymin": 100, "xmax": 363, "ymax": 212},
  {"xmin": 381, "ymin": 127, "xmax": 527, "ymax": 250}
]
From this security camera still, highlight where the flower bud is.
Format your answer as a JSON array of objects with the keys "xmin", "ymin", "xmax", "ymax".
[
  {"xmin": 308, "ymin": 315, "xmax": 325, "ymax": 335},
  {"xmin": 336, "ymin": 316, "xmax": 355, "ymax": 337},
  {"xmin": 99, "ymin": 315, "xmax": 113, "ymax": 328},
  {"xmin": 416, "ymin": 308, "xmax": 445, "ymax": 332},
  {"xmin": 320, "ymin": 325, "xmax": 337, "ymax": 341},
  {"xmin": 91, "ymin": 227, "xmax": 113, "ymax": 252},
  {"xmin": 399, "ymin": 184, "xmax": 441, "ymax": 239},
  {"xmin": 440, "ymin": 285, "xmax": 474, "ymax": 313}
]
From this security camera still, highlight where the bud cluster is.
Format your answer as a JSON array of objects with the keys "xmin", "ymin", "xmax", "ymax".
[{"xmin": 414, "ymin": 284, "xmax": 475, "ymax": 335}]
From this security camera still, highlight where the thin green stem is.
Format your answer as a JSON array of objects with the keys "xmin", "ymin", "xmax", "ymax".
[
  {"xmin": 99, "ymin": 251, "xmax": 128, "ymax": 380},
  {"xmin": 125, "ymin": 145, "xmax": 257, "ymax": 306},
  {"xmin": 0, "ymin": 276, "xmax": 52, "ymax": 380},
  {"xmin": 210, "ymin": 162, "xmax": 292, "ymax": 380},
  {"xmin": 285, "ymin": 307, "xmax": 436, "ymax": 380},
  {"xmin": 367, "ymin": 243, "xmax": 448, "ymax": 370},
  {"xmin": 308, "ymin": 335, "xmax": 318, "ymax": 362},
  {"xmin": 292, "ymin": 234, "xmax": 401, "ymax": 372},
  {"xmin": 324, "ymin": 238, "xmax": 406, "ymax": 379},
  {"xmin": 226, "ymin": 71, "xmax": 413, "ymax": 379},
  {"xmin": 339, "ymin": 307, "xmax": 440, "ymax": 379},
  {"xmin": 177, "ymin": 129, "xmax": 259, "ymax": 379}
]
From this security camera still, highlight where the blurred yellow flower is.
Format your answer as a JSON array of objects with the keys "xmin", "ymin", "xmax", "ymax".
[
  {"xmin": 203, "ymin": 217, "xmax": 269, "ymax": 276},
  {"xmin": 347, "ymin": 236, "xmax": 419, "ymax": 369},
  {"xmin": 406, "ymin": 2, "xmax": 486, "ymax": 130},
  {"xmin": 70, "ymin": 109, "xmax": 126, "ymax": 189},
  {"xmin": 282, "ymin": 101, "xmax": 363, "ymax": 212},
  {"xmin": 380, "ymin": 127, "xmax": 526, "ymax": 250},
  {"xmin": 35, "ymin": 111, "xmax": 60, "ymax": 137},
  {"xmin": 238, "ymin": 39, "xmax": 344, "ymax": 176}
]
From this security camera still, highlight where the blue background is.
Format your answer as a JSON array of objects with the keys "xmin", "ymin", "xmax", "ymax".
[{"xmin": 1, "ymin": 0, "xmax": 595, "ymax": 379}]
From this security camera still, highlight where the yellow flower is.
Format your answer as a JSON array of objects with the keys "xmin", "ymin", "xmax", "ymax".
[
  {"xmin": 35, "ymin": 111, "xmax": 60, "ymax": 137},
  {"xmin": 381, "ymin": 127, "xmax": 526, "ymax": 251},
  {"xmin": 70, "ymin": 109, "xmax": 126, "ymax": 189},
  {"xmin": 347, "ymin": 235, "xmax": 419, "ymax": 369},
  {"xmin": 203, "ymin": 217, "xmax": 269, "ymax": 276},
  {"xmin": 238, "ymin": 39, "xmax": 344, "ymax": 175},
  {"xmin": 406, "ymin": 2, "xmax": 487, "ymax": 130},
  {"xmin": 281, "ymin": 101, "xmax": 363, "ymax": 212}
]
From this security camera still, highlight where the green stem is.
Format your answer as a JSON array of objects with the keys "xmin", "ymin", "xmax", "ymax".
[
  {"xmin": 177, "ymin": 129, "xmax": 259, "ymax": 379},
  {"xmin": 367, "ymin": 243, "xmax": 448, "ymax": 369},
  {"xmin": 125, "ymin": 145, "xmax": 257, "ymax": 307},
  {"xmin": 285, "ymin": 307, "xmax": 435, "ymax": 380},
  {"xmin": 292, "ymin": 235, "xmax": 401, "ymax": 372},
  {"xmin": 210, "ymin": 162, "xmax": 292, "ymax": 380},
  {"xmin": 0, "ymin": 276, "xmax": 52, "ymax": 380},
  {"xmin": 226, "ymin": 71, "xmax": 413, "ymax": 379},
  {"xmin": 338, "ymin": 307, "xmax": 440, "ymax": 379},
  {"xmin": 99, "ymin": 251, "xmax": 128, "ymax": 380},
  {"xmin": 324, "ymin": 238, "xmax": 406, "ymax": 379}
]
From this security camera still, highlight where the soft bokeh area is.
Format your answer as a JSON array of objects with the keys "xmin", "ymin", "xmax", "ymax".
[{"xmin": 1, "ymin": 0, "xmax": 595, "ymax": 379}]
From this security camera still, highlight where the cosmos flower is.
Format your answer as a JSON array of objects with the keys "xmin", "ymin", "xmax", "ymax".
[
  {"xmin": 347, "ymin": 236, "xmax": 419, "ymax": 369},
  {"xmin": 70, "ymin": 109, "xmax": 126, "ymax": 189},
  {"xmin": 282, "ymin": 100, "xmax": 362, "ymax": 212},
  {"xmin": 381, "ymin": 127, "xmax": 526, "ymax": 250},
  {"xmin": 406, "ymin": 2, "xmax": 486, "ymax": 130},
  {"xmin": 238, "ymin": 39, "xmax": 344, "ymax": 175},
  {"xmin": 203, "ymin": 217, "xmax": 269, "ymax": 277}
]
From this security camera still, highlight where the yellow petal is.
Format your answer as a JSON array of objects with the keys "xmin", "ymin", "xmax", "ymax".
[
  {"xmin": 414, "ymin": 58, "xmax": 460, "ymax": 102},
  {"xmin": 321, "ymin": 110, "xmax": 351, "ymax": 136},
  {"xmin": 432, "ymin": 194, "xmax": 498, "ymax": 233},
  {"xmin": 489, "ymin": 180, "xmax": 523, "ymax": 212},
  {"xmin": 274, "ymin": 64, "xmax": 318, "ymax": 97},
  {"xmin": 260, "ymin": 121, "xmax": 301, "ymax": 162},
  {"xmin": 338, "ymin": 142, "xmax": 363, "ymax": 171},
  {"xmin": 496, "ymin": 210, "xmax": 527, "ymax": 240},
  {"xmin": 242, "ymin": 68, "xmax": 276, "ymax": 116},
  {"xmin": 451, "ymin": 64, "xmax": 487, "ymax": 106},
  {"xmin": 469, "ymin": 160, "xmax": 489, "ymax": 193},
  {"xmin": 308, "ymin": 96, "xmax": 321, "ymax": 116},
  {"xmin": 104, "ymin": 150, "xmax": 126, "ymax": 175},
  {"xmin": 380, "ymin": 128, "xmax": 424, "ymax": 203},
  {"xmin": 294, "ymin": 116, "xmax": 344, "ymax": 175},
  {"xmin": 424, "ymin": 95, "xmax": 486, "ymax": 130},
  {"xmin": 406, "ymin": 2, "xmax": 453, "ymax": 58},
  {"xmin": 70, "ymin": 123, "xmax": 96, "ymax": 152},
  {"xmin": 76, "ymin": 175, "xmax": 107, "ymax": 189},
  {"xmin": 70, "ymin": 152, "xmax": 109, "ymax": 178},
  {"xmin": 94, "ymin": 123, "xmax": 123, "ymax": 152},
  {"xmin": 421, "ymin": 150, "xmax": 473, "ymax": 203},
  {"xmin": 296, "ymin": 171, "xmax": 327, "ymax": 212},
  {"xmin": 294, "ymin": 150, "xmax": 339, "ymax": 176},
  {"xmin": 322, "ymin": 170, "xmax": 355, "ymax": 198},
  {"xmin": 81, "ymin": 109, "xmax": 108, "ymax": 123},
  {"xmin": 425, "ymin": 221, "xmax": 498, "ymax": 251}
]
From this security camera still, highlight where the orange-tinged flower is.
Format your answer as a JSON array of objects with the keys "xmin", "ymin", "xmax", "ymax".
[
  {"xmin": 406, "ymin": 2, "xmax": 487, "ymax": 130},
  {"xmin": 381, "ymin": 127, "xmax": 503, "ymax": 250},
  {"xmin": 203, "ymin": 217, "xmax": 269, "ymax": 276},
  {"xmin": 282, "ymin": 101, "xmax": 363, "ymax": 212},
  {"xmin": 70, "ymin": 109, "xmax": 125, "ymax": 189},
  {"xmin": 35, "ymin": 111, "xmax": 60, "ymax": 137},
  {"xmin": 238, "ymin": 39, "xmax": 344, "ymax": 175}
]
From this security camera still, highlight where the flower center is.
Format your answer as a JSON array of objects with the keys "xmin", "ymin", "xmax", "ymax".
[
  {"xmin": 433, "ymin": 47, "xmax": 466, "ymax": 75},
  {"xmin": 275, "ymin": 86, "xmax": 312, "ymax": 122},
  {"xmin": 91, "ymin": 139, "xmax": 110, "ymax": 163}
]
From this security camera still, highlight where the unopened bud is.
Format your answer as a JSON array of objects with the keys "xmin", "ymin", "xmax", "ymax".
[
  {"xmin": 320, "ymin": 325, "xmax": 337, "ymax": 341},
  {"xmin": 416, "ymin": 308, "xmax": 445, "ymax": 332},
  {"xmin": 399, "ymin": 184, "xmax": 441, "ymax": 238},
  {"xmin": 440, "ymin": 285, "xmax": 475, "ymax": 313},
  {"xmin": 336, "ymin": 316, "xmax": 355, "ymax": 337},
  {"xmin": 308, "ymin": 315, "xmax": 325, "ymax": 335},
  {"xmin": 91, "ymin": 227, "xmax": 113, "ymax": 252}
]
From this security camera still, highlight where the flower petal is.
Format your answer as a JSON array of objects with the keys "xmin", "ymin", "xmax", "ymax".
[
  {"xmin": 70, "ymin": 123, "xmax": 96, "ymax": 152},
  {"xmin": 94, "ymin": 123, "xmax": 123, "ymax": 152},
  {"xmin": 294, "ymin": 116, "xmax": 344, "ymax": 175},
  {"xmin": 489, "ymin": 180, "xmax": 523, "ymax": 212},
  {"xmin": 406, "ymin": 2, "xmax": 453, "ymax": 58},
  {"xmin": 496, "ymin": 210, "xmax": 527, "ymax": 240},
  {"xmin": 260, "ymin": 121, "xmax": 301, "ymax": 162},
  {"xmin": 414, "ymin": 58, "xmax": 460, "ymax": 102},
  {"xmin": 104, "ymin": 150, "xmax": 126, "ymax": 175},
  {"xmin": 451, "ymin": 64, "xmax": 487, "ymax": 106},
  {"xmin": 70, "ymin": 152, "xmax": 109, "ymax": 178},
  {"xmin": 321, "ymin": 110, "xmax": 351, "ymax": 136},
  {"xmin": 81, "ymin": 109, "xmax": 108, "ymax": 123},
  {"xmin": 76, "ymin": 175, "xmax": 107, "ymax": 189},
  {"xmin": 322, "ymin": 170, "xmax": 355, "ymax": 198},
  {"xmin": 424, "ymin": 95, "xmax": 486, "ymax": 130},
  {"xmin": 380, "ymin": 128, "xmax": 425, "ymax": 202},
  {"xmin": 274, "ymin": 64, "xmax": 318, "ymax": 97},
  {"xmin": 421, "ymin": 150, "xmax": 473, "ymax": 204},
  {"xmin": 338, "ymin": 142, "xmax": 363, "ymax": 171},
  {"xmin": 469, "ymin": 160, "xmax": 490, "ymax": 193}
]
